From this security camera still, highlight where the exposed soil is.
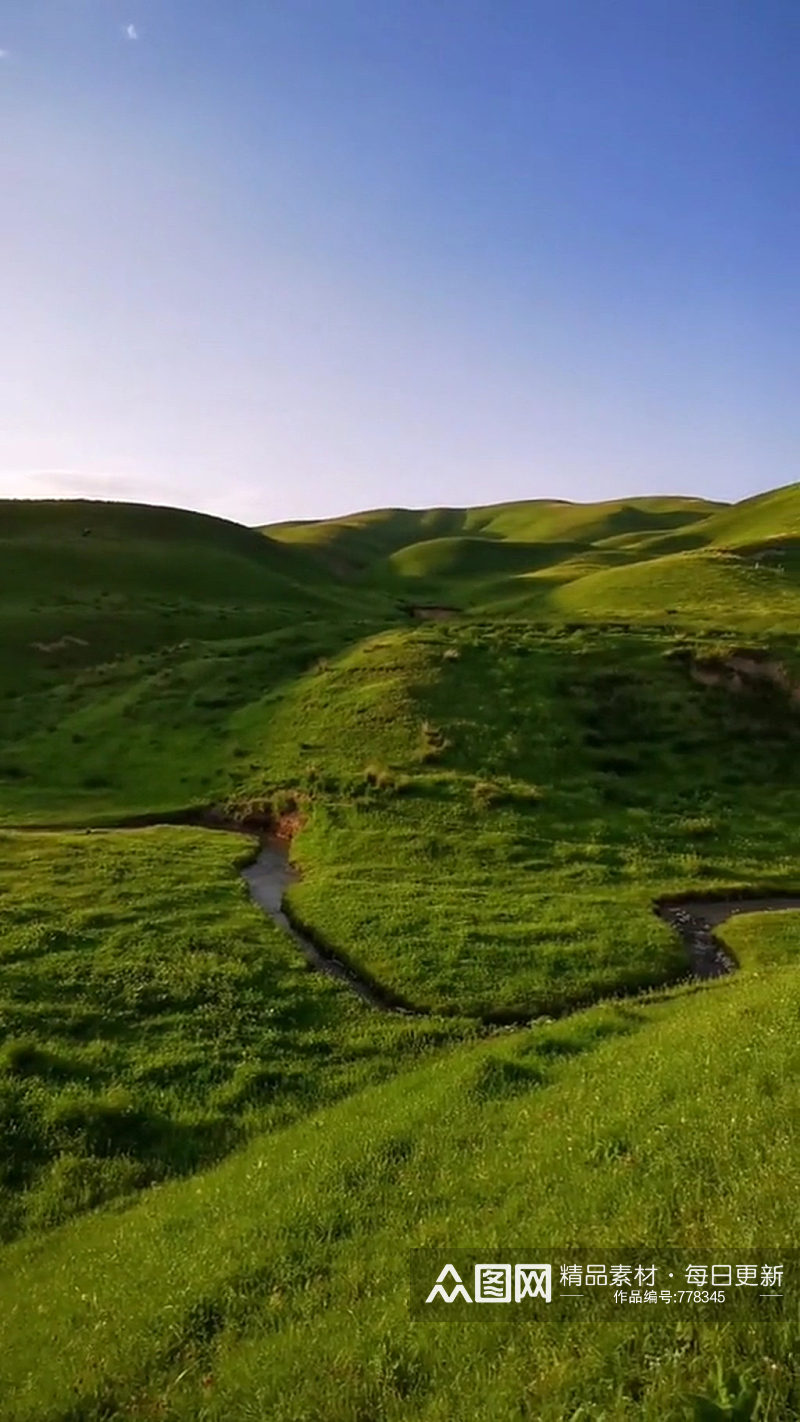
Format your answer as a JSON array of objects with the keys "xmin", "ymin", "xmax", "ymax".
[
  {"xmin": 399, "ymin": 603, "xmax": 460, "ymax": 622},
  {"xmin": 683, "ymin": 647, "xmax": 800, "ymax": 705},
  {"xmin": 268, "ymin": 809, "xmax": 307, "ymax": 842}
]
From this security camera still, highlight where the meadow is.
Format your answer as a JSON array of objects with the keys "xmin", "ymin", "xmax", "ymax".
[
  {"xmin": 2, "ymin": 965, "xmax": 800, "ymax": 1420},
  {"xmin": 0, "ymin": 828, "xmax": 469, "ymax": 1241},
  {"xmin": 1, "ymin": 485, "xmax": 800, "ymax": 1419}
]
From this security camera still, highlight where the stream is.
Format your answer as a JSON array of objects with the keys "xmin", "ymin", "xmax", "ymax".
[{"xmin": 241, "ymin": 835, "xmax": 800, "ymax": 1018}]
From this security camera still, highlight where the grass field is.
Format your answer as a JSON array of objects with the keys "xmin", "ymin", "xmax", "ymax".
[
  {"xmin": 2, "ymin": 964, "xmax": 800, "ymax": 1420},
  {"xmin": 0, "ymin": 828, "xmax": 470, "ymax": 1241},
  {"xmin": 1, "ymin": 485, "xmax": 800, "ymax": 1419}
]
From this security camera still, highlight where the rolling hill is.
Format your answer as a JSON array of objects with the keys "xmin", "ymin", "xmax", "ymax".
[
  {"xmin": 265, "ymin": 483, "xmax": 800, "ymax": 628},
  {"xmin": 0, "ymin": 498, "xmax": 368, "ymax": 697},
  {"xmin": 1, "ymin": 482, "xmax": 800, "ymax": 1420}
]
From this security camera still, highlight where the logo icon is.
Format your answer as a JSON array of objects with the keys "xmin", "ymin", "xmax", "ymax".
[
  {"xmin": 425, "ymin": 1265, "xmax": 473, "ymax": 1303},
  {"xmin": 425, "ymin": 1262, "xmax": 552, "ymax": 1304},
  {"xmin": 515, "ymin": 1264, "xmax": 551, "ymax": 1301}
]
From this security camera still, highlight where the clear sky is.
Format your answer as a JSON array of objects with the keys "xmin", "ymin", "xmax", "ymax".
[{"xmin": 1, "ymin": 2, "xmax": 797, "ymax": 526}]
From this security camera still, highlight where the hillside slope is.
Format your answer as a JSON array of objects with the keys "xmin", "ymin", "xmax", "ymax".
[
  {"xmin": 700, "ymin": 482, "xmax": 800, "ymax": 549},
  {"xmin": 265, "ymin": 485, "xmax": 800, "ymax": 628},
  {"xmin": 0, "ymin": 499, "xmax": 364, "ymax": 697},
  {"xmin": 2, "ymin": 945, "xmax": 799, "ymax": 1420},
  {"xmin": 265, "ymin": 493, "xmax": 723, "ymax": 559}
]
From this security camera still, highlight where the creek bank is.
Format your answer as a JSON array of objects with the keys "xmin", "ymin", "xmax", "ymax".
[
  {"xmin": 654, "ymin": 895, "xmax": 800, "ymax": 978},
  {"xmin": 241, "ymin": 840, "xmax": 423, "ymax": 1014},
  {"xmin": 243, "ymin": 836, "xmax": 800, "ymax": 1019},
  {"xmin": 5, "ymin": 814, "xmax": 800, "ymax": 1024}
]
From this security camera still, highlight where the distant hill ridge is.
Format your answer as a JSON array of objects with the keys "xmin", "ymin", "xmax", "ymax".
[
  {"xmin": 1, "ymin": 483, "xmax": 799, "ymax": 651},
  {"xmin": 261, "ymin": 483, "xmax": 800, "ymax": 622}
]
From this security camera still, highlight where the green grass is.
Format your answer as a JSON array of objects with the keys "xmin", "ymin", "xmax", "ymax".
[
  {"xmin": 551, "ymin": 547, "xmax": 800, "ymax": 629},
  {"xmin": 2, "ymin": 487, "xmax": 800, "ymax": 1419},
  {"xmin": 272, "ymin": 622, "xmax": 800, "ymax": 1015},
  {"xmin": 8, "ymin": 611, "xmax": 799, "ymax": 1017},
  {"xmin": 716, "ymin": 910, "xmax": 800, "ymax": 970},
  {"xmin": 701, "ymin": 483, "xmax": 800, "ymax": 548},
  {"xmin": 266, "ymin": 493, "xmax": 724, "ymax": 561},
  {"xmin": 0, "ymin": 497, "xmax": 393, "ymax": 702},
  {"xmin": 2, "ymin": 956, "xmax": 800, "ymax": 1420},
  {"xmin": 0, "ymin": 828, "xmax": 470, "ymax": 1240},
  {"xmin": 0, "ymin": 620, "xmax": 403, "ymax": 823},
  {"xmin": 265, "ymin": 484, "xmax": 800, "ymax": 630}
]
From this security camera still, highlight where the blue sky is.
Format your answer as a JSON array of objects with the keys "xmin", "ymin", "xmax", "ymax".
[{"xmin": 1, "ymin": 2, "xmax": 797, "ymax": 525}]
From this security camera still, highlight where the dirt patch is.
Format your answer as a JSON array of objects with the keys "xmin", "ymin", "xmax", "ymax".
[
  {"xmin": 726, "ymin": 655, "xmax": 800, "ymax": 707},
  {"xmin": 30, "ymin": 635, "xmax": 89, "ymax": 653},
  {"xmin": 400, "ymin": 604, "xmax": 460, "ymax": 622},
  {"xmin": 271, "ymin": 809, "xmax": 305, "ymax": 842},
  {"xmin": 683, "ymin": 648, "xmax": 800, "ymax": 705},
  {"xmin": 192, "ymin": 799, "xmax": 308, "ymax": 840}
]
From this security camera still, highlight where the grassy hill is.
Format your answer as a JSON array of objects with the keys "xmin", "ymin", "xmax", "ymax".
[
  {"xmin": 701, "ymin": 483, "xmax": 800, "ymax": 549},
  {"xmin": 266, "ymin": 484, "xmax": 800, "ymax": 628},
  {"xmin": 0, "ymin": 498, "xmax": 373, "ymax": 698},
  {"xmin": 1, "ymin": 485, "xmax": 800, "ymax": 1418},
  {"xmin": 265, "ymin": 493, "xmax": 723, "ymax": 557}
]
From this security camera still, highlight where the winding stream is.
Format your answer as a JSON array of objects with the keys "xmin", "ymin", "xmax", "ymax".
[
  {"xmin": 241, "ymin": 839, "xmax": 420, "ymax": 1012},
  {"xmin": 242, "ymin": 835, "xmax": 800, "ymax": 1019},
  {"xmin": 5, "ymin": 818, "xmax": 800, "ymax": 1021}
]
